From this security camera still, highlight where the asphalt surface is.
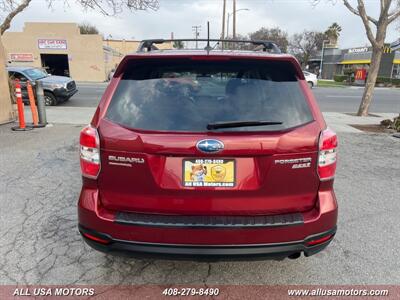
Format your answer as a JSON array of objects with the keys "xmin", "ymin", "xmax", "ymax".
[
  {"xmin": 1, "ymin": 123, "xmax": 399, "ymax": 285},
  {"xmin": 62, "ymin": 83, "xmax": 400, "ymax": 113}
]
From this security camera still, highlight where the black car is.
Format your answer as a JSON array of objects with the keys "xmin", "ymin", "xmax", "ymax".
[{"xmin": 7, "ymin": 66, "xmax": 78, "ymax": 106}]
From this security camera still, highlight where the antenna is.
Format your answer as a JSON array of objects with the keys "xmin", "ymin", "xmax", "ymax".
[{"xmin": 205, "ymin": 21, "xmax": 212, "ymax": 52}]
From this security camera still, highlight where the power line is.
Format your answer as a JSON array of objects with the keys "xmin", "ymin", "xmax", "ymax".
[{"xmin": 192, "ymin": 25, "xmax": 201, "ymax": 49}]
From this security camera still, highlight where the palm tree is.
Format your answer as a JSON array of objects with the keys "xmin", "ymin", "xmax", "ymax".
[{"xmin": 325, "ymin": 22, "xmax": 342, "ymax": 46}]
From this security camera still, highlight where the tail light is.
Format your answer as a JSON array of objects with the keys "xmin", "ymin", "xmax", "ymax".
[
  {"xmin": 318, "ymin": 128, "xmax": 338, "ymax": 181},
  {"xmin": 80, "ymin": 125, "xmax": 100, "ymax": 179}
]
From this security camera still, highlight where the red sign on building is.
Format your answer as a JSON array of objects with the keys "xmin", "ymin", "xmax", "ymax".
[
  {"xmin": 10, "ymin": 53, "xmax": 34, "ymax": 62},
  {"xmin": 355, "ymin": 68, "xmax": 367, "ymax": 81}
]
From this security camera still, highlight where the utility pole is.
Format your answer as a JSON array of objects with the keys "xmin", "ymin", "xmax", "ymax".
[
  {"xmin": 232, "ymin": 0, "xmax": 236, "ymax": 39},
  {"xmin": 192, "ymin": 25, "xmax": 201, "ymax": 49},
  {"xmin": 221, "ymin": 0, "xmax": 226, "ymax": 40}
]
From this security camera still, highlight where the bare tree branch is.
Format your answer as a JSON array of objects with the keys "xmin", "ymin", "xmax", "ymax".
[
  {"xmin": 0, "ymin": 0, "xmax": 159, "ymax": 35},
  {"xmin": 343, "ymin": 0, "xmax": 378, "ymax": 25},
  {"xmin": 388, "ymin": 7, "xmax": 400, "ymax": 23},
  {"xmin": 0, "ymin": 0, "xmax": 31, "ymax": 35},
  {"xmin": 354, "ymin": 0, "xmax": 379, "ymax": 48}
]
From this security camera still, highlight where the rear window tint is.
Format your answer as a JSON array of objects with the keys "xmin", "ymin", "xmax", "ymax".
[{"xmin": 106, "ymin": 58, "xmax": 313, "ymax": 132}]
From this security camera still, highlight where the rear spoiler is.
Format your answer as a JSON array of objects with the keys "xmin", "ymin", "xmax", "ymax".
[{"xmin": 113, "ymin": 55, "xmax": 305, "ymax": 80}]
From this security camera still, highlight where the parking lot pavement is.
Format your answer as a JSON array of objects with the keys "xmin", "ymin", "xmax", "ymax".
[{"xmin": 1, "ymin": 123, "xmax": 399, "ymax": 285}]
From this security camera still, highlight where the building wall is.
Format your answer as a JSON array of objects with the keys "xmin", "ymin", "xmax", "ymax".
[
  {"xmin": 104, "ymin": 40, "xmax": 141, "ymax": 56},
  {"xmin": 103, "ymin": 39, "xmax": 173, "ymax": 56},
  {"xmin": 0, "ymin": 37, "xmax": 13, "ymax": 124},
  {"xmin": 2, "ymin": 23, "xmax": 106, "ymax": 82}
]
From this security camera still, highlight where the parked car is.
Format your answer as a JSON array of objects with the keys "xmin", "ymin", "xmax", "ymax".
[
  {"xmin": 303, "ymin": 71, "xmax": 318, "ymax": 88},
  {"xmin": 78, "ymin": 39, "xmax": 338, "ymax": 260},
  {"xmin": 7, "ymin": 66, "xmax": 78, "ymax": 106}
]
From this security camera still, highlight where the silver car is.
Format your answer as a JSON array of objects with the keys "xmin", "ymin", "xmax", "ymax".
[{"xmin": 7, "ymin": 66, "xmax": 78, "ymax": 106}]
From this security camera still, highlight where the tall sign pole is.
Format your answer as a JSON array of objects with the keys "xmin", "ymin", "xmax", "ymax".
[
  {"xmin": 232, "ymin": 0, "xmax": 236, "ymax": 39},
  {"xmin": 221, "ymin": 0, "xmax": 226, "ymax": 40}
]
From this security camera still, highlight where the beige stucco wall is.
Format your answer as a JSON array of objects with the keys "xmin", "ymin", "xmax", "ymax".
[
  {"xmin": 104, "ymin": 40, "xmax": 141, "ymax": 56},
  {"xmin": 0, "ymin": 37, "xmax": 13, "ymax": 124},
  {"xmin": 2, "ymin": 23, "xmax": 106, "ymax": 82},
  {"xmin": 104, "ymin": 39, "xmax": 174, "ymax": 56}
]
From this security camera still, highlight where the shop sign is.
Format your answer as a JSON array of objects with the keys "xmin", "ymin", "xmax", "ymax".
[
  {"xmin": 355, "ymin": 69, "xmax": 367, "ymax": 81},
  {"xmin": 9, "ymin": 53, "xmax": 34, "ymax": 62},
  {"xmin": 348, "ymin": 47, "xmax": 369, "ymax": 54},
  {"xmin": 38, "ymin": 39, "xmax": 67, "ymax": 50}
]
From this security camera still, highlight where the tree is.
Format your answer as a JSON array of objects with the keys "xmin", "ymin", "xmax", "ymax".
[
  {"xmin": 313, "ymin": 0, "xmax": 400, "ymax": 116},
  {"xmin": 79, "ymin": 22, "xmax": 99, "ymax": 35},
  {"xmin": 248, "ymin": 27, "xmax": 289, "ymax": 53},
  {"xmin": 324, "ymin": 22, "xmax": 342, "ymax": 46},
  {"xmin": 343, "ymin": 0, "xmax": 400, "ymax": 116},
  {"xmin": 0, "ymin": 0, "xmax": 159, "ymax": 123},
  {"xmin": 173, "ymin": 40, "xmax": 184, "ymax": 49},
  {"xmin": 289, "ymin": 30, "xmax": 326, "ymax": 67}
]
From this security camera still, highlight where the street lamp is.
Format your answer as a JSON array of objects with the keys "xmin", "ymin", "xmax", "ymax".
[
  {"xmin": 226, "ymin": 8, "xmax": 249, "ymax": 39},
  {"xmin": 319, "ymin": 40, "xmax": 330, "ymax": 79}
]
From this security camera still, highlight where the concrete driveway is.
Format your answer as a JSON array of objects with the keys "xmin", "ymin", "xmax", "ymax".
[{"xmin": 1, "ymin": 123, "xmax": 399, "ymax": 285}]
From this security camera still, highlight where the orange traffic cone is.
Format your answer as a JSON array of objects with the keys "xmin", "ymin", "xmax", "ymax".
[{"xmin": 11, "ymin": 80, "xmax": 33, "ymax": 131}]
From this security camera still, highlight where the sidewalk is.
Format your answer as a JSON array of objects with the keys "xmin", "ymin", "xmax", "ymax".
[{"xmin": 22, "ymin": 106, "xmax": 397, "ymax": 133}]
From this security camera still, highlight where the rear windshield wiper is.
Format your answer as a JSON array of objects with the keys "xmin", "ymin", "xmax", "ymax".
[{"xmin": 207, "ymin": 120, "xmax": 283, "ymax": 130}]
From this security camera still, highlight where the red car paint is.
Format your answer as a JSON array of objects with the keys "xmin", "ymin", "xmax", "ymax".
[{"xmin": 78, "ymin": 50, "xmax": 338, "ymax": 259}]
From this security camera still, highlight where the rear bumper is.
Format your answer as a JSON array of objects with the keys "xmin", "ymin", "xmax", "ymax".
[
  {"xmin": 78, "ymin": 187, "xmax": 338, "ymax": 259},
  {"xmin": 79, "ymin": 224, "xmax": 336, "ymax": 259}
]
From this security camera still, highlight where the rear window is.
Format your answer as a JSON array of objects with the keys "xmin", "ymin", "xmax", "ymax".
[{"xmin": 106, "ymin": 58, "xmax": 313, "ymax": 132}]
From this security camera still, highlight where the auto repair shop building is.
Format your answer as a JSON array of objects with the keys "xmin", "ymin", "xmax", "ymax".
[{"xmin": 2, "ymin": 22, "xmax": 123, "ymax": 82}]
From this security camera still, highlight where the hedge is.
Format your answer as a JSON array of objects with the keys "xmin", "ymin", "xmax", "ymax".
[
  {"xmin": 333, "ymin": 74, "xmax": 400, "ymax": 86},
  {"xmin": 333, "ymin": 75, "xmax": 348, "ymax": 82},
  {"xmin": 375, "ymin": 77, "xmax": 392, "ymax": 84}
]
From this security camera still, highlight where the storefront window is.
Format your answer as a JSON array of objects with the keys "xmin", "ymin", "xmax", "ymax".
[{"xmin": 392, "ymin": 65, "xmax": 400, "ymax": 79}]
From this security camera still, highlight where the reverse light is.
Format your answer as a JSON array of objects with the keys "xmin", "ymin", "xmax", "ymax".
[
  {"xmin": 318, "ymin": 128, "xmax": 338, "ymax": 181},
  {"xmin": 80, "ymin": 125, "xmax": 100, "ymax": 179}
]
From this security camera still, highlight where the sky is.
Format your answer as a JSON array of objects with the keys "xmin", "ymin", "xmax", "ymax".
[{"xmin": 4, "ymin": 0, "xmax": 400, "ymax": 49}]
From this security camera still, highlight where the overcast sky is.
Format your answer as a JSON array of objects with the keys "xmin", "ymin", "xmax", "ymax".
[{"xmin": 5, "ymin": 0, "xmax": 400, "ymax": 49}]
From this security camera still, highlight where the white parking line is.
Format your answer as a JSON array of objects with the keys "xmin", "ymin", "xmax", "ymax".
[{"xmin": 326, "ymin": 95, "xmax": 360, "ymax": 98}]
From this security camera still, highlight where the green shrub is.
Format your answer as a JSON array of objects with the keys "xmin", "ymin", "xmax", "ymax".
[
  {"xmin": 381, "ymin": 114, "xmax": 400, "ymax": 132},
  {"xmin": 333, "ymin": 74, "xmax": 347, "ymax": 82},
  {"xmin": 376, "ymin": 77, "xmax": 392, "ymax": 84},
  {"xmin": 391, "ymin": 78, "xmax": 400, "ymax": 86}
]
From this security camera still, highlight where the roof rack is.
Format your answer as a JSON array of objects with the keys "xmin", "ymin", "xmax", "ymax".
[{"xmin": 137, "ymin": 39, "xmax": 282, "ymax": 54}]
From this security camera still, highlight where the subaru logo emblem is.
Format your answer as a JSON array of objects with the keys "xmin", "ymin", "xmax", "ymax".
[{"xmin": 196, "ymin": 139, "xmax": 224, "ymax": 153}]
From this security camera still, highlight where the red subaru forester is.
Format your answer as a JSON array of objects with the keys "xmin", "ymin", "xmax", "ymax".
[{"xmin": 78, "ymin": 39, "xmax": 338, "ymax": 259}]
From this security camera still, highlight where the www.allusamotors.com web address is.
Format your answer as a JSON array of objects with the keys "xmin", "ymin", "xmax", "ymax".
[{"xmin": 288, "ymin": 288, "xmax": 389, "ymax": 297}]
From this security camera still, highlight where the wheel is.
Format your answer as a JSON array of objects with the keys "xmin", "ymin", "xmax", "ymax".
[
  {"xmin": 44, "ymin": 91, "xmax": 57, "ymax": 106},
  {"xmin": 308, "ymin": 81, "xmax": 314, "ymax": 89}
]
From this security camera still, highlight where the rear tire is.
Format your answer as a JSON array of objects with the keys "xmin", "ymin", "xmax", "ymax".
[
  {"xmin": 44, "ymin": 91, "xmax": 57, "ymax": 106},
  {"xmin": 308, "ymin": 81, "xmax": 314, "ymax": 89}
]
